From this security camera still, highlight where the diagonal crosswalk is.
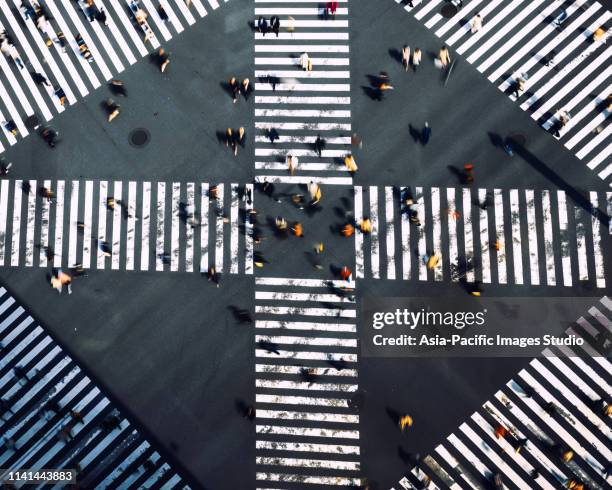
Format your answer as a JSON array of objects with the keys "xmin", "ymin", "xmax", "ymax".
[
  {"xmin": 354, "ymin": 185, "xmax": 611, "ymax": 288},
  {"xmin": 0, "ymin": 0, "xmax": 226, "ymax": 153},
  {"xmin": 254, "ymin": 0, "xmax": 354, "ymax": 186},
  {"xmin": 391, "ymin": 295, "xmax": 612, "ymax": 490},
  {"xmin": 254, "ymin": 276, "xmax": 362, "ymax": 488},
  {"xmin": 0, "ymin": 285, "xmax": 190, "ymax": 488},
  {"xmin": 0, "ymin": 179, "xmax": 253, "ymax": 274},
  {"xmin": 392, "ymin": 0, "xmax": 612, "ymax": 185}
]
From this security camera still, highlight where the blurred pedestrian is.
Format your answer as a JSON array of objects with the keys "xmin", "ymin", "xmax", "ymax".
[
  {"xmin": 412, "ymin": 48, "xmax": 422, "ymax": 72},
  {"xmin": 158, "ymin": 48, "xmax": 170, "ymax": 73},
  {"xmin": 422, "ymin": 121, "xmax": 431, "ymax": 145},
  {"xmin": 158, "ymin": 3, "xmax": 169, "ymax": 22},
  {"xmin": 399, "ymin": 414, "xmax": 413, "ymax": 430},
  {"xmin": 270, "ymin": 16, "xmax": 280, "ymax": 37},
  {"xmin": 340, "ymin": 266, "xmax": 352, "ymax": 282},
  {"xmin": 326, "ymin": 1, "xmax": 338, "ymax": 18},
  {"xmin": 229, "ymin": 77, "xmax": 240, "ymax": 103},
  {"xmin": 292, "ymin": 222, "xmax": 304, "ymax": 237},
  {"xmin": 286, "ymin": 154, "xmax": 298, "ymax": 175},
  {"xmin": 300, "ymin": 52, "xmax": 311, "ymax": 71},
  {"xmin": 344, "ymin": 154, "xmax": 358, "ymax": 172},
  {"xmin": 275, "ymin": 216, "xmax": 287, "ymax": 230},
  {"xmin": 359, "ymin": 218, "xmax": 372, "ymax": 233},
  {"xmin": 105, "ymin": 99, "xmax": 120, "ymax": 122},
  {"xmin": 342, "ymin": 223, "xmax": 354, "ymax": 237},
  {"xmin": 402, "ymin": 45, "xmax": 410, "ymax": 72},
  {"xmin": 31, "ymin": 71, "xmax": 50, "ymax": 87},
  {"xmin": 241, "ymin": 78, "xmax": 252, "ymax": 101},
  {"xmin": 109, "ymin": 79, "xmax": 127, "ymax": 96},
  {"xmin": 257, "ymin": 16, "xmax": 268, "ymax": 35},
  {"xmin": 438, "ymin": 46, "xmax": 450, "ymax": 68},
  {"xmin": 287, "ymin": 16, "xmax": 295, "ymax": 32},
  {"xmin": 470, "ymin": 14, "xmax": 482, "ymax": 33},
  {"xmin": 464, "ymin": 163, "xmax": 474, "ymax": 183},
  {"xmin": 314, "ymin": 134, "xmax": 325, "ymax": 156}
]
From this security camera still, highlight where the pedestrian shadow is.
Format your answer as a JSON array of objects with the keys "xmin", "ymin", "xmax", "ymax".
[
  {"xmin": 408, "ymin": 124, "xmax": 421, "ymax": 144},
  {"xmin": 397, "ymin": 446, "xmax": 415, "ymax": 466},
  {"xmin": 257, "ymin": 339, "xmax": 280, "ymax": 354},
  {"xmin": 246, "ymin": 20, "xmax": 257, "ymax": 32},
  {"xmin": 487, "ymin": 132, "xmax": 504, "ymax": 149},
  {"xmin": 447, "ymin": 165, "xmax": 468, "ymax": 185},
  {"xmin": 219, "ymin": 81, "xmax": 235, "ymax": 100},
  {"xmin": 361, "ymin": 86, "xmax": 383, "ymax": 101},
  {"xmin": 385, "ymin": 406, "xmax": 401, "ymax": 425},
  {"xmin": 227, "ymin": 305, "xmax": 253, "ymax": 324},
  {"xmin": 388, "ymin": 48, "xmax": 403, "ymax": 65},
  {"xmin": 234, "ymin": 399, "xmax": 254, "ymax": 418},
  {"xmin": 215, "ymin": 130, "xmax": 228, "ymax": 145}
]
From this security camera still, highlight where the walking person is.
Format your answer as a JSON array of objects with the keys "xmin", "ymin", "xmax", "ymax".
[
  {"xmin": 270, "ymin": 16, "xmax": 280, "ymax": 37},
  {"xmin": 402, "ymin": 45, "xmax": 410, "ymax": 72},
  {"xmin": 241, "ymin": 78, "xmax": 252, "ymax": 101},
  {"xmin": 344, "ymin": 154, "xmax": 358, "ymax": 173},
  {"xmin": 412, "ymin": 48, "xmax": 421, "ymax": 72},
  {"xmin": 286, "ymin": 154, "xmax": 298, "ymax": 175},
  {"xmin": 399, "ymin": 414, "xmax": 413, "ymax": 431},
  {"xmin": 512, "ymin": 72, "xmax": 527, "ymax": 98},
  {"xmin": 257, "ymin": 16, "xmax": 268, "ymax": 35},
  {"xmin": 470, "ymin": 14, "xmax": 482, "ymax": 33},
  {"xmin": 292, "ymin": 222, "xmax": 304, "ymax": 237},
  {"xmin": 31, "ymin": 71, "xmax": 50, "ymax": 87},
  {"xmin": 464, "ymin": 163, "xmax": 474, "ymax": 183},
  {"xmin": 229, "ymin": 76, "xmax": 240, "ymax": 103},
  {"xmin": 109, "ymin": 79, "xmax": 127, "ymax": 96},
  {"xmin": 158, "ymin": 48, "xmax": 170, "ymax": 72},
  {"xmin": 314, "ymin": 134, "xmax": 325, "ymax": 157},
  {"xmin": 105, "ymin": 99, "xmax": 120, "ymax": 122},
  {"xmin": 438, "ymin": 46, "xmax": 450, "ymax": 68},
  {"xmin": 326, "ymin": 1, "xmax": 338, "ymax": 18},
  {"xmin": 299, "ymin": 52, "xmax": 311, "ymax": 71},
  {"xmin": 421, "ymin": 121, "xmax": 431, "ymax": 145}
]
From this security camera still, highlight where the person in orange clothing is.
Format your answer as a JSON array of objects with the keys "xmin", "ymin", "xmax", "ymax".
[
  {"xmin": 399, "ymin": 414, "xmax": 413, "ymax": 431},
  {"xmin": 494, "ymin": 425, "xmax": 507, "ymax": 439},
  {"xmin": 341, "ymin": 223, "xmax": 354, "ymax": 237},
  {"xmin": 340, "ymin": 266, "xmax": 352, "ymax": 282},
  {"xmin": 292, "ymin": 222, "xmax": 303, "ymax": 237}
]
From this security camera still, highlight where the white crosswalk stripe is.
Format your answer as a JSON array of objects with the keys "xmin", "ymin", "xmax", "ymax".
[
  {"xmin": 391, "ymin": 0, "xmax": 612, "ymax": 185},
  {"xmin": 392, "ymin": 296, "xmax": 612, "ymax": 490},
  {"xmin": 253, "ymin": 0, "xmax": 353, "ymax": 186},
  {"xmin": 0, "ymin": 179, "xmax": 251, "ymax": 274},
  {"xmin": 0, "ymin": 0, "xmax": 227, "ymax": 153},
  {"xmin": 353, "ymin": 185, "xmax": 609, "ymax": 287},
  {"xmin": 0, "ymin": 287, "xmax": 190, "ymax": 488},
  {"xmin": 254, "ymin": 276, "xmax": 361, "ymax": 486}
]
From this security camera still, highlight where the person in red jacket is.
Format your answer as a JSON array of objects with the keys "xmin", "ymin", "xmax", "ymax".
[{"xmin": 326, "ymin": 1, "xmax": 338, "ymax": 18}]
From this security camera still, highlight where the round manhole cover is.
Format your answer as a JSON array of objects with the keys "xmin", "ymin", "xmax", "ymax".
[
  {"xmin": 441, "ymin": 4, "xmax": 458, "ymax": 18},
  {"xmin": 507, "ymin": 133, "xmax": 526, "ymax": 146},
  {"xmin": 129, "ymin": 128, "xmax": 150, "ymax": 148}
]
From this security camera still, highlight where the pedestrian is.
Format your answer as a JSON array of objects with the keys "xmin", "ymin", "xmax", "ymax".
[
  {"xmin": 237, "ymin": 126, "xmax": 245, "ymax": 149},
  {"xmin": 0, "ymin": 159, "xmax": 12, "ymax": 175},
  {"xmin": 31, "ymin": 71, "xmax": 50, "ymax": 87},
  {"xmin": 494, "ymin": 425, "xmax": 507, "ymax": 439},
  {"xmin": 76, "ymin": 34, "xmax": 93, "ymax": 62},
  {"xmin": 275, "ymin": 216, "xmax": 288, "ymax": 231},
  {"xmin": 326, "ymin": 1, "xmax": 338, "ymax": 18},
  {"xmin": 267, "ymin": 127, "xmax": 279, "ymax": 143},
  {"xmin": 3, "ymin": 120, "xmax": 18, "ymax": 137},
  {"xmin": 286, "ymin": 154, "xmax": 298, "ymax": 174},
  {"xmin": 100, "ymin": 241, "xmax": 111, "ymax": 257},
  {"xmin": 593, "ymin": 27, "xmax": 606, "ymax": 43},
  {"xmin": 438, "ymin": 46, "xmax": 450, "ymax": 68},
  {"xmin": 158, "ymin": 48, "xmax": 170, "ymax": 73},
  {"xmin": 503, "ymin": 138, "xmax": 514, "ymax": 156},
  {"xmin": 470, "ymin": 14, "xmax": 482, "ymax": 33},
  {"xmin": 158, "ymin": 3, "xmax": 169, "ymax": 22},
  {"xmin": 55, "ymin": 87, "xmax": 67, "ymax": 106},
  {"xmin": 226, "ymin": 127, "xmax": 234, "ymax": 152},
  {"xmin": 314, "ymin": 134, "xmax": 325, "ymax": 156},
  {"xmin": 315, "ymin": 242, "xmax": 324, "ymax": 254},
  {"xmin": 351, "ymin": 133, "xmax": 362, "ymax": 149},
  {"xmin": 464, "ymin": 163, "xmax": 474, "ymax": 183},
  {"xmin": 257, "ymin": 16, "xmax": 268, "ymax": 35},
  {"xmin": 241, "ymin": 78, "xmax": 252, "ymax": 101},
  {"xmin": 58, "ymin": 270, "xmax": 72, "ymax": 294},
  {"xmin": 41, "ymin": 126, "xmax": 58, "ymax": 148},
  {"xmin": 50, "ymin": 274, "xmax": 62, "ymax": 293},
  {"xmin": 562, "ymin": 449, "xmax": 573, "ymax": 463},
  {"xmin": 308, "ymin": 181, "xmax": 321, "ymax": 204},
  {"xmin": 105, "ymin": 99, "xmax": 120, "ymax": 122},
  {"xmin": 359, "ymin": 218, "xmax": 372, "ymax": 233},
  {"xmin": 427, "ymin": 253, "xmax": 440, "ymax": 270},
  {"xmin": 340, "ymin": 266, "xmax": 352, "ymax": 282},
  {"xmin": 402, "ymin": 45, "xmax": 410, "ymax": 72},
  {"xmin": 412, "ymin": 48, "xmax": 421, "ymax": 72},
  {"xmin": 292, "ymin": 222, "xmax": 304, "ymax": 237},
  {"xmin": 377, "ymin": 72, "xmax": 393, "ymax": 91},
  {"xmin": 109, "ymin": 79, "xmax": 127, "ymax": 96},
  {"xmin": 421, "ymin": 121, "xmax": 431, "ymax": 145},
  {"xmin": 398, "ymin": 414, "xmax": 413, "ymax": 430},
  {"xmin": 229, "ymin": 76, "xmax": 240, "ymax": 103},
  {"xmin": 344, "ymin": 154, "xmax": 358, "ymax": 172},
  {"xmin": 95, "ymin": 7, "xmax": 108, "ymax": 25},
  {"xmin": 553, "ymin": 108, "xmax": 571, "ymax": 137},
  {"xmin": 513, "ymin": 73, "xmax": 527, "ymax": 98},
  {"xmin": 291, "ymin": 193, "xmax": 304, "ymax": 209},
  {"xmin": 299, "ymin": 52, "xmax": 311, "ymax": 71},
  {"xmin": 270, "ymin": 16, "xmax": 280, "ymax": 37},
  {"xmin": 207, "ymin": 266, "xmax": 220, "ymax": 287},
  {"xmin": 287, "ymin": 16, "xmax": 295, "ymax": 33},
  {"xmin": 341, "ymin": 223, "xmax": 354, "ymax": 237}
]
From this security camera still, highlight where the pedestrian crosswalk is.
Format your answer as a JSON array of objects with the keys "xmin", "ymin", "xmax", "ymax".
[
  {"xmin": 254, "ymin": 276, "xmax": 362, "ymax": 488},
  {"xmin": 0, "ymin": 286, "xmax": 190, "ymax": 488},
  {"xmin": 0, "ymin": 179, "xmax": 253, "ymax": 274},
  {"xmin": 391, "ymin": 295, "xmax": 612, "ymax": 490},
  {"xmin": 254, "ymin": 0, "xmax": 354, "ymax": 186},
  {"xmin": 0, "ymin": 0, "xmax": 226, "ymax": 153},
  {"xmin": 392, "ymin": 0, "xmax": 612, "ymax": 185},
  {"xmin": 354, "ymin": 185, "xmax": 611, "ymax": 288}
]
